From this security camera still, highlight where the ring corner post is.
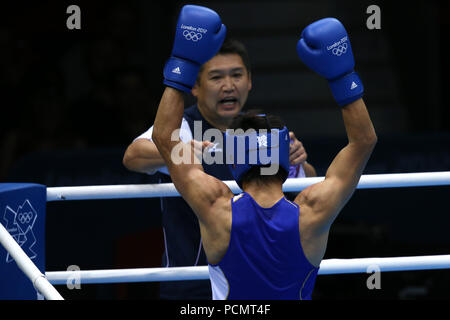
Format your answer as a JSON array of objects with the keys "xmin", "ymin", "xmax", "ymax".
[{"xmin": 0, "ymin": 183, "xmax": 47, "ymax": 300}]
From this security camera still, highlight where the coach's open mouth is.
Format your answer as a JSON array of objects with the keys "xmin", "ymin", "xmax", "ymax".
[{"xmin": 218, "ymin": 97, "xmax": 238, "ymax": 109}]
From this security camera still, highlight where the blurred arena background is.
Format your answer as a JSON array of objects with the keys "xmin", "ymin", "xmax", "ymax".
[{"xmin": 1, "ymin": 0, "xmax": 449, "ymax": 299}]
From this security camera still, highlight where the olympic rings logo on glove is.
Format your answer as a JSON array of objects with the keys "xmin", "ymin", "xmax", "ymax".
[
  {"xmin": 183, "ymin": 30, "xmax": 203, "ymax": 42},
  {"xmin": 332, "ymin": 43, "xmax": 347, "ymax": 56},
  {"xmin": 18, "ymin": 211, "xmax": 34, "ymax": 224}
]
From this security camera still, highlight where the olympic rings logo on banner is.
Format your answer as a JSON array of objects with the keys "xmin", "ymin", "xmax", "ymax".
[
  {"xmin": 183, "ymin": 30, "xmax": 203, "ymax": 42},
  {"xmin": 332, "ymin": 43, "xmax": 348, "ymax": 56},
  {"xmin": 18, "ymin": 211, "xmax": 34, "ymax": 224}
]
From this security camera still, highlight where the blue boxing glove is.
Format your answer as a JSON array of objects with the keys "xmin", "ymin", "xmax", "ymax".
[
  {"xmin": 163, "ymin": 5, "xmax": 227, "ymax": 93},
  {"xmin": 296, "ymin": 18, "xmax": 363, "ymax": 106}
]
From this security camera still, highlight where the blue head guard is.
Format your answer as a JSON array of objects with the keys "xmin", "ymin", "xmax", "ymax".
[{"xmin": 224, "ymin": 126, "xmax": 290, "ymax": 189}]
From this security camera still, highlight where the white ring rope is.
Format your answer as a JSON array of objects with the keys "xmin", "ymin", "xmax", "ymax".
[
  {"xmin": 46, "ymin": 171, "xmax": 450, "ymax": 201},
  {"xmin": 13, "ymin": 171, "xmax": 446, "ymax": 290},
  {"xmin": 0, "ymin": 222, "xmax": 64, "ymax": 300},
  {"xmin": 45, "ymin": 255, "xmax": 450, "ymax": 285},
  {"xmin": 4, "ymin": 172, "xmax": 449, "ymax": 296}
]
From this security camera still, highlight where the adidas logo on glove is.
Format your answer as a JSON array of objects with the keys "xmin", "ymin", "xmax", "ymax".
[{"xmin": 172, "ymin": 67, "xmax": 181, "ymax": 75}]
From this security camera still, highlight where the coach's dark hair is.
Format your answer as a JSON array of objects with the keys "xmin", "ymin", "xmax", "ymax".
[
  {"xmin": 229, "ymin": 110, "xmax": 288, "ymax": 188},
  {"xmin": 197, "ymin": 38, "xmax": 251, "ymax": 80},
  {"xmin": 217, "ymin": 38, "xmax": 251, "ymax": 73}
]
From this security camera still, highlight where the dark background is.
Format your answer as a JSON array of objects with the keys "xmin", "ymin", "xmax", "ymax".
[{"xmin": 1, "ymin": 0, "xmax": 449, "ymax": 299}]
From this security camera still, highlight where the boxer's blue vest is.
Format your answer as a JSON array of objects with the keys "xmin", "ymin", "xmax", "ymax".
[{"xmin": 0, "ymin": 183, "xmax": 46, "ymax": 300}]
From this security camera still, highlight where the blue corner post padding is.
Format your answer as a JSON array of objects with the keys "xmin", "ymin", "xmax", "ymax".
[{"xmin": 0, "ymin": 183, "xmax": 46, "ymax": 300}]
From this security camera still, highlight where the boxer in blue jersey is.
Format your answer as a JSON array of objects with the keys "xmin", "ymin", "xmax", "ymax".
[
  {"xmin": 123, "ymin": 6, "xmax": 316, "ymax": 299},
  {"xmin": 152, "ymin": 7, "xmax": 376, "ymax": 300}
]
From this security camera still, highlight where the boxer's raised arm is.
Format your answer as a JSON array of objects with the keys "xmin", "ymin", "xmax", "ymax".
[
  {"xmin": 152, "ymin": 6, "xmax": 232, "ymax": 225},
  {"xmin": 294, "ymin": 18, "xmax": 377, "ymax": 233}
]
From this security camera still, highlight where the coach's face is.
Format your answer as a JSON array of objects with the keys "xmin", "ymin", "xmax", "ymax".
[{"xmin": 192, "ymin": 53, "xmax": 252, "ymax": 127}]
